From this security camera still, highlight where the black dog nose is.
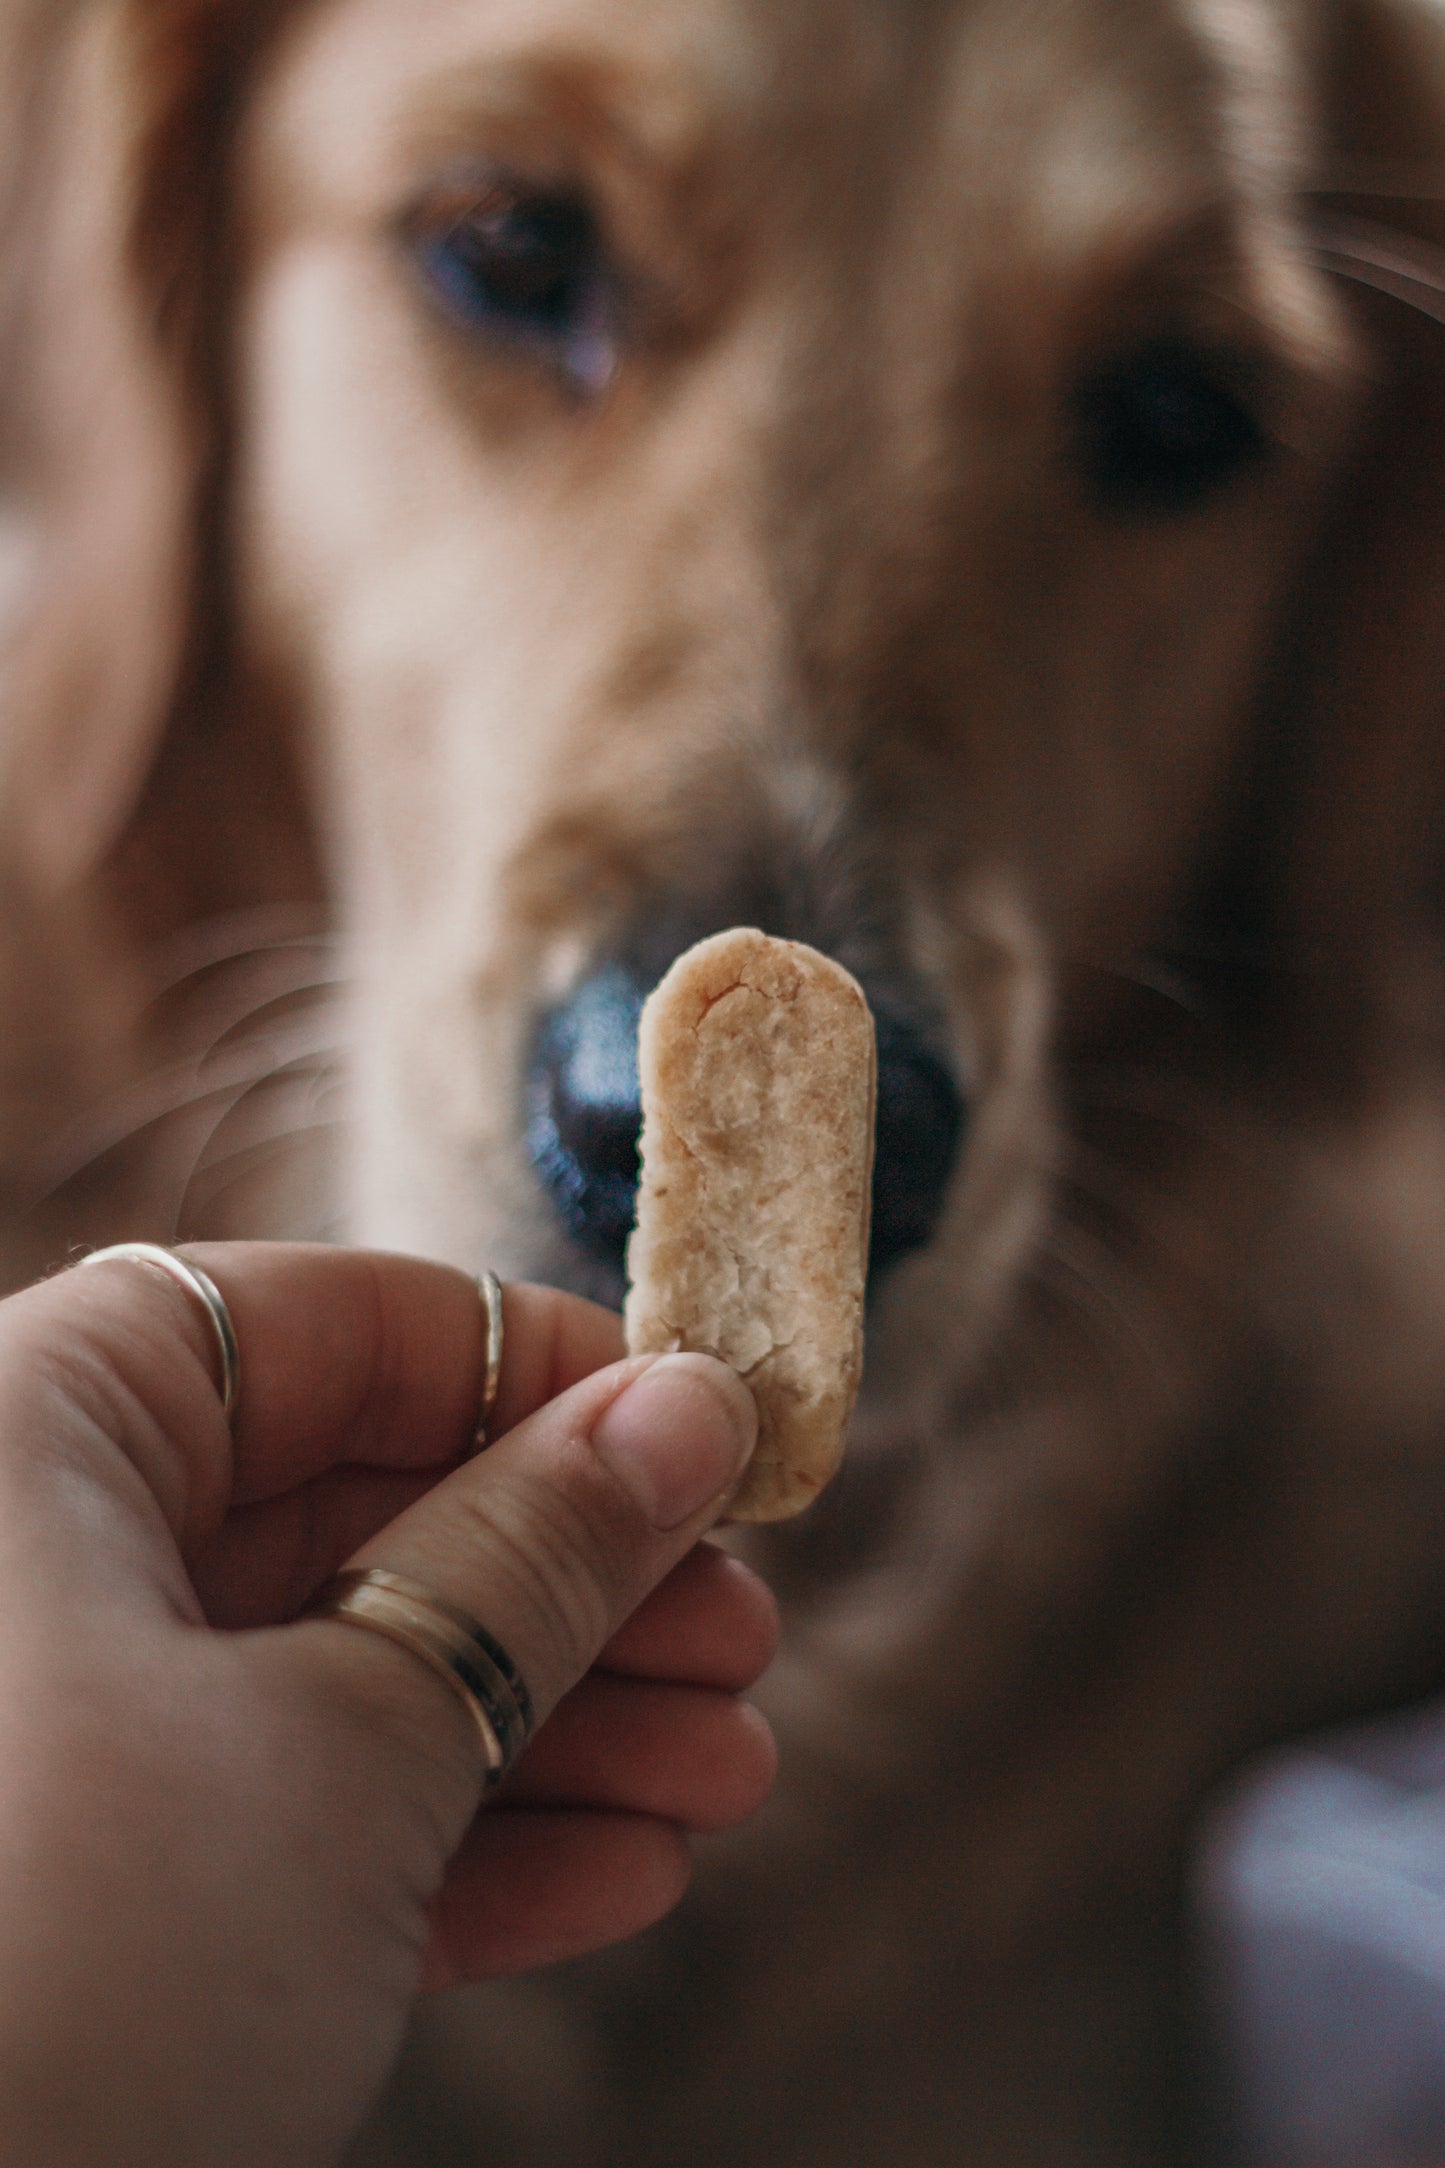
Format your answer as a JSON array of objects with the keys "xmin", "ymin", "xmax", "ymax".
[
  {"xmin": 526, "ymin": 959, "xmax": 965, "ymax": 1295},
  {"xmin": 867, "ymin": 1005, "xmax": 966, "ymax": 1276},
  {"xmin": 526, "ymin": 963, "xmax": 646, "ymax": 1273}
]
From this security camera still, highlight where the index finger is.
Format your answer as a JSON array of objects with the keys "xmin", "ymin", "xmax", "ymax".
[{"xmin": 86, "ymin": 1243, "xmax": 625, "ymax": 1508}]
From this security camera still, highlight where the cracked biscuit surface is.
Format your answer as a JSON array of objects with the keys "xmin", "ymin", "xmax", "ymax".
[{"xmin": 624, "ymin": 928, "xmax": 877, "ymax": 1520}]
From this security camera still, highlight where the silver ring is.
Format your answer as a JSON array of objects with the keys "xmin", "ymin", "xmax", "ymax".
[
  {"xmin": 475, "ymin": 1271, "xmax": 504, "ymax": 1450},
  {"xmin": 80, "ymin": 1244, "xmax": 240, "ymax": 1423}
]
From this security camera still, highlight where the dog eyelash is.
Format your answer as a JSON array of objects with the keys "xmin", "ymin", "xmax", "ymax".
[
  {"xmin": 14, "ymin": 912, "xmax": 346, "ymax": 1238},
  {"xmin": 409, "ymin": 178, "xmax": 618, "ymax": 394}
]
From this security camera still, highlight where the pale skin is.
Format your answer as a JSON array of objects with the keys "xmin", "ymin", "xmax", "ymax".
[{"xmin": 0, "ymin": 1243, "xmax": 777, "ymax": 2167}]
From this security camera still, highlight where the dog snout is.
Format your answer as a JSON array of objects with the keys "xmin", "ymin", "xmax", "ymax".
[{"xmin": 525, "ymin": 953, "xmax": 965, "ymax": 1304}]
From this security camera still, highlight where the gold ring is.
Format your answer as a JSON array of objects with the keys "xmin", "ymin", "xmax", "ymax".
[
  {"xmin": 306, "ymin": 1568, "xmax": 534, "ymax": 1790},
  {"xmin": 80, "ymin": 1243, "xmax": 240, "ymax": 1422},
  {"xmin": 474, "ymin": 1271, "xmax": 504, "ymax": 1450}
]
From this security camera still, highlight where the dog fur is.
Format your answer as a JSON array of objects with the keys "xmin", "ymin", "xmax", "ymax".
[{"xmin": 7, "ymin": 0, "xmax": 1445, "ymax": 2159}]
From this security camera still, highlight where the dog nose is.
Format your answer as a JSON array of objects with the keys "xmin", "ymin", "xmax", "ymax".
[
  {"xmin": 526, "ymin": 959, "xmax": 965, "ymax": 1293},
  {"xmin": 526, "ymin": 963, "xmax": 645, "ymax": 1275},
  {"xmin": 867, "ymin": 1006, "xmax": 966, "ymax": 1277}
]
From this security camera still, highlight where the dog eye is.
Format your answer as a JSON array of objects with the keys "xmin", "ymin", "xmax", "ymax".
[
  {"xmin": 1073, "ymin": 340, "xmax": 1267, "ymax": 514},
  {"xmin": 412, "ymin": 180, "xmax": 615, "ymax": 393}
]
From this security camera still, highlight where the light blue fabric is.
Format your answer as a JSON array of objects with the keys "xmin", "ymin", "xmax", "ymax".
[{"xmin": 1199, "ymin": 1704, "xmax": 1445, "ymax": 2161}]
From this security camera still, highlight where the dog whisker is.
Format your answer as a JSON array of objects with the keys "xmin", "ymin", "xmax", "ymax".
[
  {"xmin": 1028, "ymin": 1223, "xmax": 1193, "ymax": 1420},
  {"xmin": 169, "ymin": 965, "xmax": 345, "ymax": 1050},
  {"xmin": 1307, "ymin": 167, "xmax": 1445, "ymax": 205},
  {"xmin": 1314, "ymin": 214, "xmax": 1445, "ymax": 327},
  {"xmin": 191, "ymin": 1000, "xmax": 343, "ymax": 1085},
  {"xmin": 148, "ymin": 958, "xmax": 346, "ymax": 1068},
  {"xmin": 139, "ymin": 905, "xmax": 336, "ymax": 1005},
  {"xmin": 1067, "ymin": 1063, "xmax": 1254, "ymax": 1152},
  {"xmin": 1143, "ymin": 928, "xmax": 1332, "ymax": 973},
  {"xmin": 1057, "ymin": 1137, "xmax": 1208, "ymax": 1240},
  {"xmin": 175, "ymin": 1115, "xmax": 345, "ymax": 1238},
  {"xmin": 183, "ymin": 1058, "xmax": 346, "ymax": 1188},
  {"xmin": 1073, "ymin": 955, "xmax": 1215, "ymax": 1020},
  {"xmin": 18, "ymin": 1017, "xmax": 344, "ymax": 1218}
]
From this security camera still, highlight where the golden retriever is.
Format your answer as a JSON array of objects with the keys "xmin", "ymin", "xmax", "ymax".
[{"xmin": 6, "ymin": 0, "xmax": 1445, "ymax": 2159}]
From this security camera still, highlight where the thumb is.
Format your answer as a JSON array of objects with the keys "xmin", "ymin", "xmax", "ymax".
[{"xmin": 298, "ymin": 1350, "xmax": 759, "ymax": 1794}]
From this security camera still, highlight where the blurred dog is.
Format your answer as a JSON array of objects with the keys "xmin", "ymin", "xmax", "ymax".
[{"xmin": 7, "ymin": 0, "xmax": 1445, "ymax": 2159}]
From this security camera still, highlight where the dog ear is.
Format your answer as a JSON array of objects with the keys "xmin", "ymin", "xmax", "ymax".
[
  {"xmin": 1255, "ymin": 0, "xmax": 1445, "ymax": 1041},
  {"xmin": 0, "ymin": 2, "xmax": 216, "ymax": 894}
]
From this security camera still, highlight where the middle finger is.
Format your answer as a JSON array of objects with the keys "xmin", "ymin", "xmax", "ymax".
[{"xmin": 503, "ymin": 1673, "xmax": 778, "ymax": 1831}]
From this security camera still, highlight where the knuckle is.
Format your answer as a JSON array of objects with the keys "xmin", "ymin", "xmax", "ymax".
[{"xmin": 445, "ymin": 1469, "xmax": 620, "ymax": 1696}]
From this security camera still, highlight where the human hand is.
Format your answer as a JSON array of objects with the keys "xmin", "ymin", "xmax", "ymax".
[{"xmin": 0, "ymin": 1244, "xmax": 776, "ymax": 2167}]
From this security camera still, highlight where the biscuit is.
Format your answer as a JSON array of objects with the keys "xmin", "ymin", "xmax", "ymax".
[{"xmin": 624, "ymin": 928, "xmax": 876, "ymax": 1520}]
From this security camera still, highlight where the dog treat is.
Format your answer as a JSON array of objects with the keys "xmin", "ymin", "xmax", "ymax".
[{"xmin": 624, "ymin": 928, "xmax": 876, "ymax": 1521}]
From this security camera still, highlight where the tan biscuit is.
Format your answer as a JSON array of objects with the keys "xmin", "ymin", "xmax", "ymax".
[{"xmin": 624, "ymin": 928, "xmax": 876, "ymax": 1520}]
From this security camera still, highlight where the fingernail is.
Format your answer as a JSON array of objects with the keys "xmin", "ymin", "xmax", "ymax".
[{"xmin": 592, "ymin": 1355, "xmax": 758, "ymax": 1531}]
